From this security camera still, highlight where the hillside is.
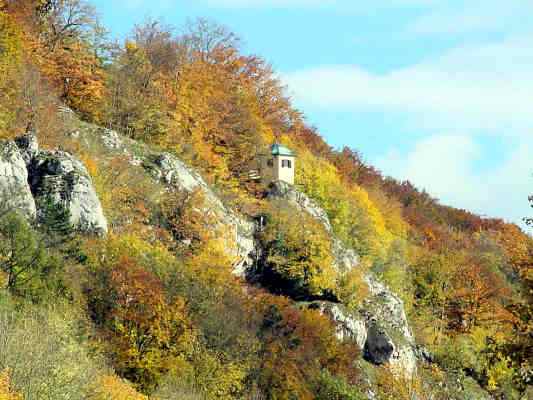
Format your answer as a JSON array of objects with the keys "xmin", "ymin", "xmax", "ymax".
[{"xmin": 0, "ymin": 1, "xmax": 532, "ymax": 399}]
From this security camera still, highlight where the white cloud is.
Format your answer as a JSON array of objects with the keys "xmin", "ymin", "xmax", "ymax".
[
  {"xmin": 409, "ymin": 0, "xmax": 533, "ymax": 35},
  {"xmin": 375, "ymin": 135, "xmax": 533, "ymax": 232},
  {"xmin": 284, "ymin": 33, "xmax": 533, "ymax": 229},
  {"xmin": 284, "ymin": 35, "xmax": 533, "ymax": 136}
]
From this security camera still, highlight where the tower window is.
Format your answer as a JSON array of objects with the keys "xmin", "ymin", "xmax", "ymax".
[{"xmin": 282, "ymin": 159, "xmax": 292, "ymax": 168}]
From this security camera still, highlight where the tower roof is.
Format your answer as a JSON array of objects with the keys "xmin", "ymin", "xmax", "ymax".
[{"xmin": 271, "ymin": 143, "xmax": 295, "ymax": 157}]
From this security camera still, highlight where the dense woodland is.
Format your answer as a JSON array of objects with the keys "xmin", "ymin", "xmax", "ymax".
[{"xmin": 0, "ymin": 1, "xmax": 532, "ymax": 399}]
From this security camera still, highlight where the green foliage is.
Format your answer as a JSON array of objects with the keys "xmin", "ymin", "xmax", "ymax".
[
  {"xmin": 296, "ymin": 149, "xmax": 393, "ymax": 262},
  {"xmin": 257, "ymin": 201, "xmax": 337, "ymax": 300},
  {"xmin": 0, "ymin": 211, "xmax": 61, "ymax": 298},
  {"xmin": 0, "ymin": 297, "xmax": 101, "ymax": 400},
  {"xmin": 38, "ymin": 196, "xmax": 84, "ymax": 261},
  {"xmin": 314, "ymin": 370, "xmax": 365, "ymax": 400}
]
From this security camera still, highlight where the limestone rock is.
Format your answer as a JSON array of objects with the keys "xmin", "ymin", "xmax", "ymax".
[
  {"xmin": 315, "ymin": 302, "xmax": 367, "ymax": 348},
  {"xmin": 268, "ymin": 181, "xmax": 333, "ymax": 232},
  {"xmin": 267, "ymin": 181, "xmax": 359, "ymax": 273},
  {"xmin": 147, "ymin": 153, "xmax": 257, "ymax": 275},
  {"xmin": 364, "ymin": 324, "xmax": 395, "ymax": 365},
  {"xmin": 362, "ymin": 276, "xmax": 417, "ymax": 377},
  {"xmin": 0, "ymin": 140, "xmax": 36, "ymax": 219},
  {"xmin": 14, "ymin": 132, "xmax": 39, "ymax": 166},
  {"xmin": 29, "ymin": 150, "xmax": 108, "ymax": 235},
  {"xmin": 318, "ymin": 295, "xmax": 417, "ymax": 379},
  {"xmin": 100, "ymin": 128, "xmax": 123, "ymax": 150}
]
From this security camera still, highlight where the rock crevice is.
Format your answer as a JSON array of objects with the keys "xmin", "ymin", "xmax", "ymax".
[
  {"xmin": 0, "ymin": 133, "xmax": 108, "ymax": 236},
  {"xmin": 267, "ymin": 181, "xmax": 417, "ymax": 378}
]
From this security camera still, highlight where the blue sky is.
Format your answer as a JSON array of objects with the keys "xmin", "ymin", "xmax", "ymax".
[{"xmin": 91, "ymin": 0, "xmax": 533, "ymax": 232}]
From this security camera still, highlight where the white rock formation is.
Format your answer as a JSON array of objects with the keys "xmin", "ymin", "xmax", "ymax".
[
  {"xmin": 29, "ymin": 150, "xmax": 108, "ymax": 236},
  {"xmin": 0, "ymin": 140, "xmax": 36, "ymax": 219},
  {"xmin": 148, "ymin": 153, "xmax": 257, "ymax": 275},
  {"xmin": 269, "ymin": 181, "xmax": 417, "ymax": 378}
]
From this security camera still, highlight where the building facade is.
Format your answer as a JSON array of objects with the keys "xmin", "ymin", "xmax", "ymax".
[{"xmin": 259, "ymin": 144, "xmax": 296, "ymax": 185}]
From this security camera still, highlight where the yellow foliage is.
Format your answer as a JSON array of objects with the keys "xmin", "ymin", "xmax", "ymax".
[
  {"xmin": 487, "ymin": 355, "xmax": 514, "ymax": 391},
  {"xmin": 0, "ymin": 8, "xmax": 22, "ymax": 138},
  {"xmin": 336, "ymin": 267, "xmax": 369, "ymax": 309},
  {"xmin": 296, "ymin": 149, "xmax": 393, "ymax": 261},
  {"xmin": 0, "ymin": 369, "xmax": 22, "ymax": 400},
  {"xmin": 192, "ymin": 351, "xmax": 246, "ymax": 400},
  {"xmin": 84, "ymin": 232, "xmax": 175, "ymax": 277},
  {"xmin": 261, "ymin": 202, "xmax": 337, "ymax": 297},
  {"xmin": 87, "ymin": 155, "xmax": 158, "ymax": 232},
  {"xmin": 186, "ymin": 238, "xmax": 236, "ymax": 292},
  {"xmin": 90, "ymin": 375, "xmax": 148, "ymax": 400}
]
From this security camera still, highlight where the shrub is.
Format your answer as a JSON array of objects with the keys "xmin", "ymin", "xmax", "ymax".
[
  {"xmin": 315, "ymin": 370, "xmax": 365, "ymax": 400},
  {"xmin": 296, "ymin": 149, "xmax": 393, "ymax": 262},
  {"xmin": 0, "ymin": 298, "xmax": 101, "ymax": 400},
  {"xmin": 257, "ymin": 201, "xmax": 336, "ymax": 300},
  {"xmin": 0, "ymin": 211, "xmax": 62, "ymax": 299}
]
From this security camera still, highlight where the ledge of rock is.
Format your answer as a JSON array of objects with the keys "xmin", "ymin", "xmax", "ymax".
[
  {"xmin": 145, "ymin": 152, "xmax": 257, "ymax": 275},
  {"xmin": 0, "ymin": 132, "xmax": 108, "ymax": 236},
  {"xmin": 29, "ymin": 150, "xmax": 108, "ymax": 236},
  {"xmin": 0, "ymin": 140, "xmax": 36, "ymax": 219}
]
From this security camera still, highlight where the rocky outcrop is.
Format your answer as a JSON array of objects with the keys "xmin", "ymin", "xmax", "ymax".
[
  {"xmin": 0, "ymin": 140, "xmax": 36, "ymax": 218},
  {"xmin": 146, "ymin": 153, "xmax": 256, "ymax": 275},
  {"xmin": 268, "ymin": 181, "xmax": 333, "ymax": 232},
  {"xmin": 314, "ymin": 302, "xmax": 367, "ymax": 348},
  {"xmin": 29, "ymin": 150, "xmax": 108, "ymax": 236},
  {"xmin": 364, "ymin": 324, "xmax": 395, "ymax": 365},
  {"xmin": 0, "ymin": 133, "xmax": 108, "ymax": 235},
  {"xmin": 267, "ymin": 181, "xmax": 359, "ymax": 273},
  {"xmin": 270, "ymin": 181, "xmax": 417, "ymax": 378},
  {"xmin": 363, "ymin": 276, "xmax": 417, "ymax": 377},
  {"xmin": 14, "ymin": 132, "xmax": 39, "ymax": 166},
  {"xmin": 90, "ymin": 127, "xmax": 257, "ymax": 274},
  {"xmin": 317, "ymin": 289, "xmax": 417, "ymax": 379}
]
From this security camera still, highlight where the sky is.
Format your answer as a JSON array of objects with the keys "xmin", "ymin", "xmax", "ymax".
[{"xmin": 91, "ymin": 0, "xmax": 533, "ymax": 232}]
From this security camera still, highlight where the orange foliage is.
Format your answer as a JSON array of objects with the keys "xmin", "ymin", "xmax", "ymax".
[
  {"xmin": 91, "ymin": 375, "xmax": 148, "ymax": 400},
  {"xmin": 89, "ymin": 256, "xmax": 195, "ymax": 390},
  {"xmin": 0, "ymin": 369, "xmax": 22, "ymax": 400}
]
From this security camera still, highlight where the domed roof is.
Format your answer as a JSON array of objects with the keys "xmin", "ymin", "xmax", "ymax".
[{"xmin": 271, "ymin": 143, "xmax": 295, "ymax": 157}]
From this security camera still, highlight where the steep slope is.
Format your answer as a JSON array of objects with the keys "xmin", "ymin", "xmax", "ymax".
[
  {"xmin": 267, "ymin": 181, "xmax": 417, "ymax": 378},
  {"xmin": 1, "ymin": 3, "xmax": 531, "ymax": 398},
  {"xmin": 60, "ymin": 115, "xmax": 419, "ymax": 378},
  {"xmin": 0, "ymin": 132, "xmax": 107, "ymax": 235}
]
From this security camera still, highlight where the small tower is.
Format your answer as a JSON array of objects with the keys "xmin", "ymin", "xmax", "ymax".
[{"xmin": 263, "ymin": 143, "xmax": 296, "ymax": 185}]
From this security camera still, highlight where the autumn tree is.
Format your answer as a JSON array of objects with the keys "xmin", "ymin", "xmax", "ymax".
[
  {"xmin": 0, "ymin": 3, "xmax": 22, "ymax": 137},
  {"xmin": 87, "ymin": 255, "xmax": 195, "ymax": 391},
  {"xmin": 256, "ymin": 201, "xmax": 336, "ymax": 300},
  {"xmin": 0, "ymin": 369, "xmax": 22, "ymax": 400},
  {"xmin": 254, "ymin": 296, "xmax": 359, "ymax": 399},
  {"xmin": 0, "ymin": 211, "xmax": 59, "ymax": 296}
]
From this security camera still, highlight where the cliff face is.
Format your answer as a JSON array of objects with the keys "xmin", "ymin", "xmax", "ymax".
[
  {"xmin": 0, "ymin": 140, "xmax": 36, "ymax": 219},
  {"xmin": 0, "ymin": 133, "xmax": 107, "ymax": 235},
  {"xmin": 96, "ymin": 127, "xmax": 257, "ymax": 274},
  {"xmin": 267, "ymin": 181, "xmax": 417, "ymax": 379},
  {"xmin": 0, "ymin": 121, "xmax": 418, "ymax": 383}
]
